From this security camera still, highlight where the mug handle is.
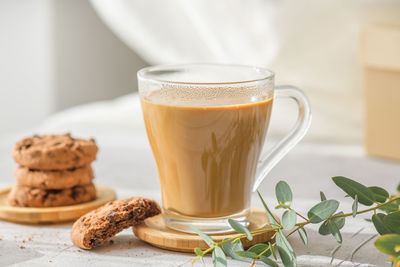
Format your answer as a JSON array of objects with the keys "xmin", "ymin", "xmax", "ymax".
[{"xmin": 252, "ymin": 85, "xmax": 312, "ymax": 191}]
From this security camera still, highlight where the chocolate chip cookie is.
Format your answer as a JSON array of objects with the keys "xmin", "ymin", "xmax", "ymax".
[
  {"xmin": 8, "ymin": 184, "xmax": 97, "ymax": 207},
  {"xmin": 12, "ymin": 134, "xmax": 98, "ymax": 170},
  {"xmin": 70, "ymin": 197, "xmax": 161, "ymax": 249},
  {"xmin": 15, "ymin": 165, "xmax": 94, "ymax": 189}
]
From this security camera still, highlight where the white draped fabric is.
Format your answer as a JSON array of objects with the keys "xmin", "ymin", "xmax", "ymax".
[{"xmin": 89, "ymin": 0, "xmax": 400, "ymax": 144}]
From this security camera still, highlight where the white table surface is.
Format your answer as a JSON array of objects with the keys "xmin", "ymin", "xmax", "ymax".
[{"xmin": 0, "ymin": 95, "xmax": 399, "ymax": 266}]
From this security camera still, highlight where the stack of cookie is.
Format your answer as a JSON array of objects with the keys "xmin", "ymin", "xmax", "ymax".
[{"xmin": 8, "ymin": 134, "xmax": 98, "ymax": 207}]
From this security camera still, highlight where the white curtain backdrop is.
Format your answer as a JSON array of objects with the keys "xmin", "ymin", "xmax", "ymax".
[{"xmin": 88, "ymin": 0, "xmax": 400, "ymax": 144}]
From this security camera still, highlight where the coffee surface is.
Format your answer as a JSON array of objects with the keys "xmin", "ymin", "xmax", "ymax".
[{"xmin": 141, "ymin": 88, "xmax": 273, "ymax": 217}]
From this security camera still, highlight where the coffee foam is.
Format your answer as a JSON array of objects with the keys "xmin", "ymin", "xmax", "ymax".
[{"xmin": 145, "ymin": 85, "xmax": 273, "ymax": 107}]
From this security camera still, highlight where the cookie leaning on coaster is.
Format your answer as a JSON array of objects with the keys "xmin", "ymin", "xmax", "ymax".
[
  {"xmin": 70, "ymin": 197, "xmax": 161, "ymax": 249},
  {"xmin": 12, "ymin": 134, "xmax": 98, "ymax": 170},
  {"xmin": 8, "ymin": 184, "xmax": 97, "ymax": 208},
  {"xmin": 15, "ymin": 165, "xmax": 94, "ymax": 189}
]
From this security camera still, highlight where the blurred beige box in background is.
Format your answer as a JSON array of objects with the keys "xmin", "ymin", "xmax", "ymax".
[{"xmin": 363, "ymin": 25, "xmax": 400, "ymax": 160}]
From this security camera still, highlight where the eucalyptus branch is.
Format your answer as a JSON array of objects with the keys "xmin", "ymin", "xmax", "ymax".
[
  {"xmin": 191, "ymin": 177, "xmax": 400, "ymax": 267},
  {"xmin": 192, "ymin": 225, "xmax": 282, "ymax": 261}
]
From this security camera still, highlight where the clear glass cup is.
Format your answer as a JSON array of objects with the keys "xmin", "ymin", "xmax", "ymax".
[{"xmin": 138, "ymin": 64, "xmax": 311, "ymax": 233}]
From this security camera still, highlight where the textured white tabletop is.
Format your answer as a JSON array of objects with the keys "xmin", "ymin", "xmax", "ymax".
[
  {"xmin": 0, "ymin": 95, "xmax": 399, "ymax": 266},
  {"xmin": 0, "ymin": 135, "xmax": 398, "ymax": 266}
]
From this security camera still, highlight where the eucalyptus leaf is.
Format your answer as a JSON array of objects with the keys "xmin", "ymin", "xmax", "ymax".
[
  {"xmin": 276, "ymin": 230, "xmax": 296, "ymax": 267},
  {"xmin": 334, "ymin": 212, "xmax": 346, "ymax": 230},
  {"xmin": 379, "ymin": 202, "xmax": 400, "ymax": 214},
  {"xmin": 194, "ymin": 247, "xmax": 204, "ymax": 256},
  {"xmin": 352, "ymin": 195, "xmax": 358, "ymax": 217},
  {"xmin": 318, "ymin": 212, "xmax": 345, "ymax": 235},
  {"xmin": 277, "ymin": 246, "xmax": 296, "ymax": 267},
  {"xmin": 307, "ymin": 200, "xmax": 339, "ymax": 223},
  {"xmin": 269, "ymin": 242, "xmax": 277, "ymax": 260},
  {"xmin": 368, "ymin": 186, "xmax": 389, "ymax": 203},
  {"xmin": 332, "ymin": 176, "xmax": 375, "ymax": 206},
  {"xmin": 375, "ymin": 234, "xmax": 400, "ymax": 257},
  {"xmin": 228, "ymin": 219, "xmax": 253, "ymax": 240},
  {"xmin": 318, "ymin": 220, "xmax": 331, "ymax": 236},
  {"xmin": 260, "ymin": 256, "xmax": 279, "ymax": 267},
  {"xmin": 320, "ymin": 191, "xmax": 327, "ymax": 201},
  {"xmin": 235, "ymin": 251, "xmax": 257, "ymax": 259},
  {"xmin": 329, "ymin": 220, "xmax": 343, "ymax": 243},
  {"xmin": 276, "ymin": 181, "xmax": 293, "ymax": 206},
  {"xmin": 282, "ymin": 210, "xmax": 297, "ymax": 230},
  {"xmin": 372, "ymin": 213, "xmax": 393, "ymax": 235},
  {"xmin": 221, "ymin": 238, "xmax": 244, "ymax": 260},
  {"xmin": 257, "ymin": 191, "xmax": 280, "ymax": 226},
  {"xmin": 248, "ymin": 243, "xmax": 270, "ymax": 257},
  {"xmin": 212, "ymin": 246, "xmax": 227, "ymax": 267},
  {"xmin": 190, "ymin": 225, "xmax": 214, "ymax": 247},
  {"xmin": 384, "ymin": 211, "xmax": 400, "ymax": 233},
  {"xmin": 298, "ymin": 227, "xmax": 308, "ymax": 245}
]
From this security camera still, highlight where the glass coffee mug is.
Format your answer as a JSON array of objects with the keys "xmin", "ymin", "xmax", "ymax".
[{"xmin": 138, "ymin": 64, "xmax": 311, "ymax": 233}]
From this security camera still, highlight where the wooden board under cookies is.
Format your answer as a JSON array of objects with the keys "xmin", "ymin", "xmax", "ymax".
[
  {"xmin": 0, "ymin": 184, "xmax": 116, "ymax": 224},
  {"xmin": 133, "ymin": 208, "xmax": 276, "ymax": 253}
]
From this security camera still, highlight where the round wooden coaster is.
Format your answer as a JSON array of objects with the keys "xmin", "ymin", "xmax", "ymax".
[
  {"xmin": 133, "ymin": 208, "xmax": 276, "ymax": 253},
  {"xmin": 0, "ymin": 184, "xmax": 116, "ymax": 224}
]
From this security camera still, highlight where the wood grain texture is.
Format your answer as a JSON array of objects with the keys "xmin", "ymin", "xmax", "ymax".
[
  {"xmin": 133, "ymin": 208, "xmax": 276, "ymax": 253},
  {"xmin": 0, "ymin": 184, "xmax": 116, "ymax": 224}
]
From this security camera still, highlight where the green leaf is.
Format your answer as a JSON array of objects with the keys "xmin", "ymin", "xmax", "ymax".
[
  {"xmin": 276, "ymin": 181, "xmax": 293, "ymax": 206},
  {"xmin": 235, "ymin": 250, "xmax": 257, "ymax": 259},
  {"xmin": 257, "ymin": 191, "xmax": 280, "ymax": 226},
  {"xmin": 318, "ymin": 220, "xmax": 331, "ymax": 236},
  {"xmin": 277, "ymin": 246, "xmax": 296, "ymax": 267},
  {"xmin": 384, "ymin": 211, "xmax": 400, "ymax": 233},
  {"xmin": 329, "ymin": 220, "xmax": 343, "ymax": 243},
  {"xmin": 260, "ymin": 256, "xmax": 279, "ymax": 267},
  {"xmin": 379, "ymin": 202, "xmax": 400, "ymax": 214},
  {"xmin": 334, "ymin": 212, "xmax": 346, "ymax": 230},
  {"xmin": 190, "ymin": 225, "xmax": 214, "ymax": 247},
  {"xmin": 352, "ymin": 195, "xmax": 358, "ymax": 218},
  {"xmin": 247, "ymin": 243, "xmax": 270, "ymax": 257},
  {"xmin": 228, "ymin": 219, "xmax": 253, "ymax": 241},
  {"xmin": 320, "ymin": 191, "xmax": 327, "ymax": 201},
  {"xmin": 221, "ymin": 238, "xmax": 244, "ymax": 260},
  {"xmin": 282, "ymin": 210, "xmax": 297, "ymax": 230},
  {"xmin": 212, "ymin": 246, "xmax": 227, "ymax": 267},
  {"xmin": 269, "ymin": 242, "xmax": 277, "ymax": 260},
  {"xmin": 372, "ymin": 213, "xmax": 393, "ymax": 235},
  {"xmin": 375, "ymin": 234, "xmax": 400, "ymax": 257},
  {"xmin": 332, "ymin": 176, "xmax": 375, "ymax": 206},
  {"xmin": 397, "ymin": 183, "xmax": 400, "ymax": 192},
  {"xmin": 368, "ymin": 186, "xmax": 389, "ymax": 203},
  {"xmin": 276, "ymin": 230, "xmax": 296, "ymax": 267},
  {"xmin": 307, "ymin": 200, "xmax": 339, "ymax": 223},
  {"xmin": 298, "ymin": 227, "xmax": 308, "ymax": 245},
  {"xmin": 318, "ymin": 212, "xmax": 345, "ymax": 236},
  {"xmin": 194, "ymin": 247, "xmax": 204, "ymax": 256}
]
